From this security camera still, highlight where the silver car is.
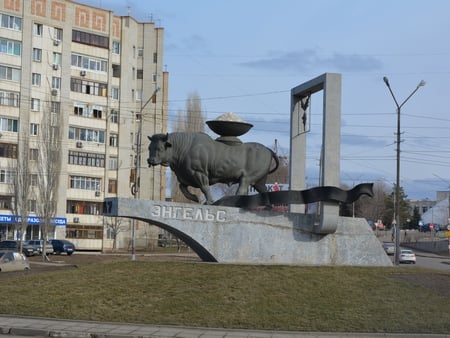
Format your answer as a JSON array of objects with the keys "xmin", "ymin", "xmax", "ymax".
[
  {"xmin": 0, "ymin": 251, "xmax": 30, "ymax": 272},
  {"xmin": 382, "ymin": 242, "xmax": 395, "ymax": 255},
  {"xmin": 25, "ymin": 240, "xmax": 54, "ymax": 256}
]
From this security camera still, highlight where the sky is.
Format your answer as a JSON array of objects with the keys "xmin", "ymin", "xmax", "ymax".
[{"xmin": 78, "ymin": 0, "xmax": 450, "ymax": 200}]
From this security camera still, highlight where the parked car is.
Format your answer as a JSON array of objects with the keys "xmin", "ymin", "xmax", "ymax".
[
  {"xmin": 399, "ymin": 249, "xmax": 416, "ymax": 264},
  {"xmin": 382, "ymin": 242, "xmax": 395, "ymax": 255},
  {"xmin": 50, "ymin": 239, "xmax": 75, "ymax": 255},
  {"xmin": 0, "ymin": 240, "xmax": 34, "ymax": 257},
  {"xmin": 24, "ymin": 240, "xmax": 54, "ymax": 256},
  {"xmin": 419, "ymin": 223, "xmax": 441, "ymax": 232},
  {"xmin": 0, "ymin": 251, "xmax": 30, "ymax": 272}
]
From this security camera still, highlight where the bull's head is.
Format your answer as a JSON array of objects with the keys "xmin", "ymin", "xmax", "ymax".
[{"xmin": 147, "ymin": 133, "xmax": 172, "ymax": 167}]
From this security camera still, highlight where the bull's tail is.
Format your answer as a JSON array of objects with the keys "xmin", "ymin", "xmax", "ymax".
[{"xmin": 269, "ymin": 150, "xmax": 279, "ymax": 174}]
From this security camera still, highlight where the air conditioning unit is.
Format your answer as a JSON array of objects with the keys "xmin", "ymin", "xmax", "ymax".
[
  {"xmin": 80, "ymin": 70, "xmax": 86, "ymax": 76},
  {"xmin": 73, "ymin": 217, "xmax": 79, "ymax": 223},
  {"xmin": 53, "ymin": 39, "xmax": 60, "ymax": 46},
  {"xmin": 51, "ymin": 89, "xmax": 58, "ymax": 96},
  {"xmin": 52, "ymin": 64, "xmax": 59, "ymax": 70},
  {"xmin": 95, "ymin": 191, "xmax": 101, "ymax": 197},
  {"xmin": 76, "ymin": 141, "xmax": 83, "ymax": 148}
]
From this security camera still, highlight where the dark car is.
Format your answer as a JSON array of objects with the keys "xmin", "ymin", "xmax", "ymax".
[
  {"xmin": 419, "ymin": 223, "xmax": 441, "ymax": 232},
  {"xmin": 50, "ymin": 239, "xmax": 75, "ymax": 255},
  {"xmin": 0, "ymin": 240, "xmax": 35, "ymax": 257}
]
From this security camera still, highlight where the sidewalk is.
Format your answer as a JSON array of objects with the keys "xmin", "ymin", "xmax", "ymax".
[{"xmin": 0, "ymin": 315, "xmax": 448, "ymax": 338}]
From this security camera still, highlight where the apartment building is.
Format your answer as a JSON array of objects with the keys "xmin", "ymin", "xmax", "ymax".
[{"xmin": 0, "ymin": 0, "xmax": 168, "ymax": 251}]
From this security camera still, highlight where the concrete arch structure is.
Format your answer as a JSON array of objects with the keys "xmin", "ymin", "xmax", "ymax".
[{"xmin": 104, "ymin": 198, "xmax": 392, "ymax": 266}]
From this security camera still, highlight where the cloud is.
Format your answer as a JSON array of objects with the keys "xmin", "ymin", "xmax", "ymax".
[
  {"xmin": 166, "ymin": 34, "xmax": 210, "ymax": 53},
  {"xmin": 341, "ymin": 134, "xmax": 387, "ymax": 148},
  {"xmin": 238, "ymin": 49, "xmax": 382, "ymax": 73}
]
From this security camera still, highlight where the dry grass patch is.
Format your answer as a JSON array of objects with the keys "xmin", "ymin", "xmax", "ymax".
[{"xmin": 0, "ymin": 261, "xmax": 449, "ymax": 334}]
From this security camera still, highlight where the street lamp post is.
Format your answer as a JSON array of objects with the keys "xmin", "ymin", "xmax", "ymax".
[
  {"xmin": 383, "ymin": 77, "xmax": 425, "ymax": 265},
  {"xmin": 131, "ymin": 87, "xmax": 160, "ymax": 261}
]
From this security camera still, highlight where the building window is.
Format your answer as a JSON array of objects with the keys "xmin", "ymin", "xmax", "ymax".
[
  {"xmin": 137, "ymin": 69, "xmax": 143, "ymax": 79},
  {"xmin": 0, "ymin": 13, "xmax": 22, "ymax": 31},
  {"xmin": 32, "ymin": 48, "xmax": 42, "ymax": 62},
  {"xmin": 0, "ymin": 196, "xmax": 12, "ymax": 209},
  {"xmin": 32, "ymin": 73, "xmax": 41, "ymax": 86},
  {"xmin": 112, "ymin": 64, "xmax": 120, "ymax": 77},
  {"xmin": 74, "ymin": 102, "xmax": 87, "ymax": 116},
  {"xmin": 110, "ymin": 110, "xmax": 119, "ymax": 123},
  {"xmin": 30, "ymin": 123, "xmax": 39, "ymax": 136},
  {"xmin": 152, "ymin": 73, "xmax": 157, "ymax": 82},
  {"xmin": 0, "ymin": 143, "xmax": 17, "ymax": 158},
  {"xmin": 66, "ymin": 200, "xmax": 102, "ymax": 215},
  {"xmin": 108, "ymin": 179, "xmax": 117, "ymax": 193},
  {"xmin": 138, "ymin": 49, "xmax": 144, "ymax": 57},
  {"xmin": 68, "ymin": 151, "xmax": 105, "ymax": 167},
  {"xmin": 0, "ymin": 39, "xmax": 21, "ymax": 56},
  {"xmin": 51, "ymin": 101, "xmax": 60, "ymax": 114},
  {"xmin": 0, "ymin": 65, "xmax": 20, "ymax": 81},
  {"xmin": 71, "ymin": 53, "xmax": 107, "ymax": 72},
  {"xmin": 53, "ymin": 52, "xmax": 61, "ymax": 66},
  {"xmin": 29, "ymin": 148, "xmax": 38, "ymax": 161},
  {"xmin": 68, "ymin": 126, "xmax": 105, "ymax": 144},
  {"xmin": 31, "ymin": 98, "xmax": 40, "ymax": 111},
  {"xmin": 0, "ymin": 117, "xmax": 18, "ymax": 132},
  {"xmin": 72, "ymin": 30, "xmax": 109, "ymax": 49},
  {"xmin": 69, "ymin": 176, "xmax": 101, "ymax": 191},
  {"xmin": 66, "ymin": 225, "xmax": 103, "ymax": 239},
  {"xmin": 52, "ymin": 76, "xmax": 61, "ymax": 89},
  {"xmin": 111, "ymin": 87, "xmax": 119, "ymax": 100},
  {"xmin": 28, "ymin": 199, "xmax": 36, "ymax": 213},
  {"xmin": 30, "ymin": 174, "xmax": 38, "ymax": 187},
  {"xmin": 112, "ymin": 41, "xmax": 120, "ymax": 54},
  {"xmin": 153, "ymin": 52, "xmax": 157, "ymax": 63},
  {"xmin": 0, "ymin": 91, "xmax": 19, "ymax": 107},
  {"xmin": 136, "ymin": 90, "xmax": 142, "ymax": 101},
  {"xmin": 92, "ymin": 106, "xmax": 102, "ymax": 119},
  {"xmin": 0, "ymin": 169, "xmax": 14, "ymax": 184},
  {"xmin": 109, "ymin": 134, "xmax": 118, "ymax": 147},
  {"xmin": 33, "ymin": 23, "xmax": 43, "ymax": 36},
  {"xmin": 109, "ymin": 157, "xmax": 118, "ymax": 170},
  {"xmin": 54, "ymin": 27, "xmax": 63, "ymax": 41},
  {"xmin": 70, "ymin": 78, "xmax": 108, "ymax": 97}
]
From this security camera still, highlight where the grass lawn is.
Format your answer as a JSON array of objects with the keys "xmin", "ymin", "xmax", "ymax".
[{"xmin": 1, "ymin": 261, "xmax": 449, "ymax": 334}]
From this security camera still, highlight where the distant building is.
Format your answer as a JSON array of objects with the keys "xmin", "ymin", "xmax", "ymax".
[{"xmin": 0, "ymin": 0, "xmax": 168, "ymax": 250}]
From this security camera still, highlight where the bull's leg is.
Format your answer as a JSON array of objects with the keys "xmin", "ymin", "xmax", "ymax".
[
  {"xmin": 179, "ymin": 184, "xmax": 199, "ymax": 203},
  {"xmin": 191, "ymin": 173, "xmax": 214, "ymax": 204},
  {"xmin": 235, "ymin": 178, "xmax": 249, "ymax": 195},
  {"xmin": 254, "ymin": 178, "xmax": 271, "ymax": 209},
  {"xmin": 253, "ymin": 181, "xmax": 268, "ymax": 194}
]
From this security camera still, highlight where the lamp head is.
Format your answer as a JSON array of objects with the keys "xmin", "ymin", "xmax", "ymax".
[
  {"xmin": 418, "ymin": 80, "xmax": 426, "ymax": 87},
  {"xmin": 383, "ymin": 76, "xmax": 390, "ymax": 87}
]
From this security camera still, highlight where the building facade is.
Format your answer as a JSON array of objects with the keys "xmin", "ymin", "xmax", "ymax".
[{"xmin": 0, "ymin": 0, "xmax": 167, "ymax": 251}]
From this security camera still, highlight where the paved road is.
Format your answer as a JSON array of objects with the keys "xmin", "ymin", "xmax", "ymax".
[{"xmin": 0, "ymin": 315, "xmax": 449, "ymax": 338}]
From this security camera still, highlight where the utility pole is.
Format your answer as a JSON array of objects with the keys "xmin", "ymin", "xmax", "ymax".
[
  {"xmin": 383, "ymin": 77, "xmax": 425, "ymax": 265},
  {"xmin": 130, "ymin": 87, "xmax": 160, "ymax": 261}
]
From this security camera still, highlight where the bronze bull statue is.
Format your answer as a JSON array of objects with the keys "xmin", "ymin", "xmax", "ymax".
[{"xmin": 147, "ymin": 132, "xmax": 279, "ymax": 204}]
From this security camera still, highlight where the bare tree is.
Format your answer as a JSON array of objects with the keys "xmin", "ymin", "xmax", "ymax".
[
  {"xmin": 35, "ymin": 102, "xmax": 62, "ymax": 261},
  {"xmin": 355, "ymin": 181, "xmax": 388, "ymax": 221},
  {"xmin": 11, "ymin": 132, "xmax": 31, "ymax": 251},
  {"xmin": 170, "ymin": 92, "xmax": 206, "ymax": 203},
  {"xmin": 105, "ymin": 217, "xmax": 128, "ymax": 252}
]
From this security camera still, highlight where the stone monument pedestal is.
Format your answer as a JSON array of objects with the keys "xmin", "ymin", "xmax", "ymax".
[{"xmin": 104, "ymin": 198, "xmax": 392, "ymax": 266}]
